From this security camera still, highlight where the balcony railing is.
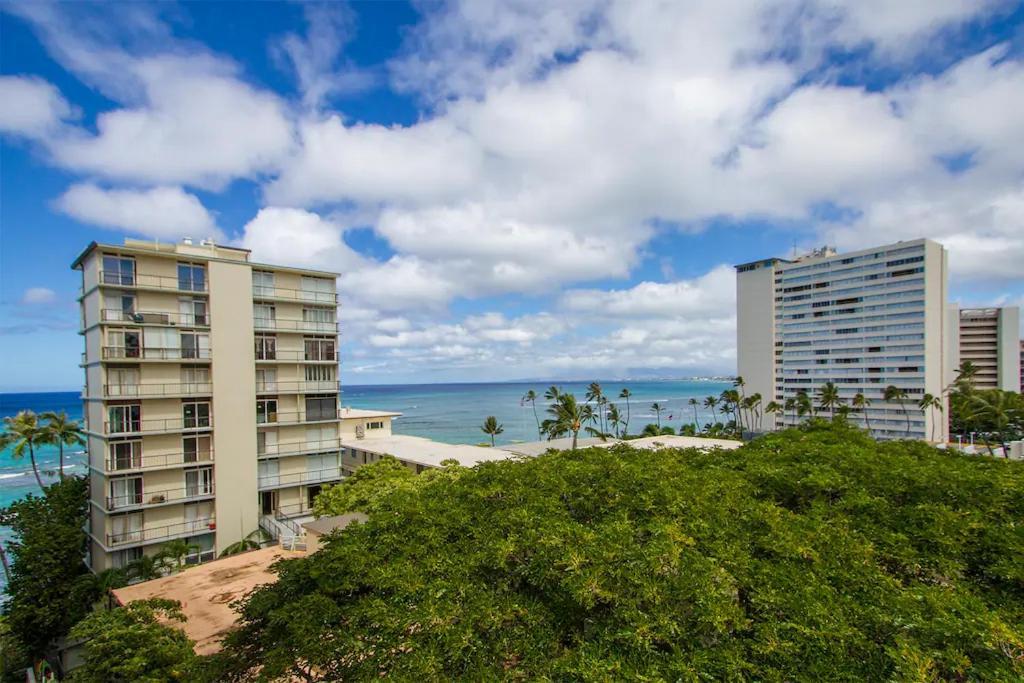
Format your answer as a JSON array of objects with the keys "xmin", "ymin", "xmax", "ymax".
[
  {"xmin": 257, "ymin": 410, "xmax": 341, "ymax": 426},
  {"xmin": 103, "ymin": 382, "xmax": 212, "ymax": 398},
  {"xmin": 101, "ymin": 309, "xmax": 210, "ymax": 326},
  {"xmin": 107, "ymin": 516, "xmax": 216, "ymax": 546},
  {"xmin": 252, "ymin": 285, "xmax": 338, "ymax": 305},
  {"xmin": 258, "ymin": 466, "xmax": 344, "ymax": 490},
  {"xmin": 253, "ymin": 317, "xmax": 338, "ymax": 333},
  {"xmin": 259, "ymin": 437, "xmax": 342, "ymax": 458},
  {"xmin": 256, "ymin": 380, "xmax": 340, "ymax": 395},
  {"xmin": 106, "ymin": 483, "xmax": 215, "ymax": 510},
  {"xmin": 102, "ymin": 415, "xmax": 213, "ymax": 435},
  {"xmin": 99, "ymin": 270, "xmax": 207, "ymax": 293},
  {"xmin": 255, "ymin": 350, "xmax": 338, "ymax": 362},
  {"xmin": 102, "ymin": 346, "xmax": 211, "ymax": 361},
  {"xmin": 107, "ymin": 450, "xmax": 214, "ymax": 473}
]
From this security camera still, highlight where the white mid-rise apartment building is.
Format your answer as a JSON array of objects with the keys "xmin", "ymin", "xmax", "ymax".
[
  {"xmin": 736, "ymin": 238, "xmax": 952, "ymax": 441},
  {"xmin": 948, "ymin": 306, "xmax": 1020, "ymax": 391},
  {"xmin": 74, "ymin": 238, "xmax": 398, "ymax": 572}
]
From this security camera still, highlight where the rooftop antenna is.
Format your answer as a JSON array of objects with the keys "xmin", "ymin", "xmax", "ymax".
[{"xmin": 791, "ymin": 240, "xmax": 797, "ymax": 259}]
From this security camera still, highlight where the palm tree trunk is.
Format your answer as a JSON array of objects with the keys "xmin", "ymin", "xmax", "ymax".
[
  {"xmin": 692, "ymin": 405, "xmax": 698, "ymax": 430},
  {"xmin": 490, "ymin": 433, "xmax": 495, "ymax": 446},
  {"xmin": 864, "ymin": 410, "xmax": 872, "ymax": 437},
  {"xmin": 571, "ymin": 430, "xmax": 578, "ymax": 450},
  {"xmin": 28, "ymin": 445, "xmax": 45, "ymax": 494},
  {"xmin": 0, "ymin": 544, "xmax": 11, "ymax": 584},
  {"xmin": 531, "ymin": 401, "xmax": 540, "ymax": 439},
  {"xmin": 625, "ymin": 397, "xmax": 630, "ymax": 436},
  {"xmin": 903, "ymin": 403, "xmax": 911, "ymax": 438},
  {"xmin": 58, "ymin": 441, "xmax": 65, "ymax": 482}
]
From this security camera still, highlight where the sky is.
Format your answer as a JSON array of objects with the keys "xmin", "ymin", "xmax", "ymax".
[{"xmin": 1, "ymin": 0, "xmax": 1023, "ymax": 391}]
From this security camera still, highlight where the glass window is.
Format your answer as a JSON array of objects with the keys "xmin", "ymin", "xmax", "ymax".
[
  {"xmin": 253, "ymin": 270, "xmax": 275, "ymax": 297},
  {"xmin": 257, "ymin": 399, "xmax": 278, "ymax": 424},
  {"xmin": 304, "ymin": 337, "xmax": 335, "ymax": 361},
  {"xmin": 256, "ymin": 368, "xmax": 277, "ymax": 392},
  {"xmin": 177, "ymin": 263, "xmax": 206, "ymax": 292},
  {"xmin": 254, "ymin": 304, "xmax": 276, "ymax": 326},
  {"xmin": 255, "ymin": 334, "xmax": 276, "ymax": 360},
  {"xmin": 109, "ymin": 440, "xmax": 142, "ymax": 470},
  {"xmin": 302, "ymin": 307, "xmax": 335, "ymax": 333},
  {"xmin": 111, "ymin": 546, "xmax": 142, "ymax": 568},
  {"xmin": 304, "ymin": 394, "xmax": 336, "ymax": 421},
  {"xmin": 108, "ymin": 404, "xmax": 141, "ymax": 433},
  {"xmin": 185, "ymin": 467, "xmax": 213, "ymax": 497},
  {"xmin": 180, "ymin": 332, "xmax": 209, "ymax": 359},
  {"xmin": 108, "ymin": 328, "xmax": 142, "ymax": 358},
  {"xmin": 301, "ymin": 276, "xmax": 334, "ymax": 303},
  {"xmin": 179, "ymin": 298, "xmax": 208, "ymax": 326},
  {"xmin": 183, "ymin": 435, "xmax": 211, "ymax": 463},
  {"xmin": 109, "ymin": 476, "xmax": 142, "ymax": 508},
  {"xmin": 102, "ymin": 256, "xmax": 135, "ymax": 285},
  {"xmin": 182, "ymin": 402, "xmax": 211, "ymax": 429}
]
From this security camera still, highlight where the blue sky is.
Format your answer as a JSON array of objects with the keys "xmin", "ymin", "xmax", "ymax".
[{"xmin": 1, "ymin": 1, "xmax": 1023, "ymax": 391}]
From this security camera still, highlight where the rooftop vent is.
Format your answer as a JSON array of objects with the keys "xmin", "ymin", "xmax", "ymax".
[{"xmin": 182, "ymin": 237, "xmax": 193, "ymax": 245}]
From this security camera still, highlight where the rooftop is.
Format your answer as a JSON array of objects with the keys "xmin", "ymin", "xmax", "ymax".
[
  {"xmin": 338, "ymin": 407, "xmax": 403, "ymax": 420},
  {"xmin": 342, "ymin": 433, "xmax": 518, "ymax": 468},
  {"xmin": 301, "ymin": 512, "xmax": 369, "ymax": 536},
  {"xmin": 497, "ymin": 436, "xmax": 611, "ymax": 457},
  {"xmin": 112, "ymin": 546, "xmax": 304, "ymax": 655}
]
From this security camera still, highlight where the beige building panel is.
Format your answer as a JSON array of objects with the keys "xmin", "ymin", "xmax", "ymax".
[
  {"xmin": 133, "ymin": 253, "xmax": 180, "ymax": 280},
  {"xmin": 82, "ymin": 289, "xmax": 101, "ymax": 329}
]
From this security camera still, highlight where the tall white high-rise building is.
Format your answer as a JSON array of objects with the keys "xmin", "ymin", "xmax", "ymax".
[
  {"xmin": 949, "ymin": 306, "xmax": 1020, "ymax": 391},
  {"xmin": 735, "ymin": 238, "xmax": 951, "ymax": 441}
]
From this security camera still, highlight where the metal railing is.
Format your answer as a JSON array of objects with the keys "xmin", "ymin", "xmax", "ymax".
[
  {"xmin": 107, "ymin": 516, "xmax": 216, "ymax": 546},
  {"xmin": 106, "ymin": 483, "xmax": 215, "ymax": 510},
  {"xmin": 102, "ymin": 346, "xmax": 211, "ymax": 361},
  {"xmin": 103, "ymin": 382, "xmax": 212, "ymax": 398},
  {"xmin": 253, "ymin": 317, "xmax": 338, "ymax": 333},
  {"xmin": 256, "ymin": 409, "xmax": 341, "ymax": 426},
  {"xmin": 258, "ymin": 466, "xmax": 344, "ymax": 490},
  {"xmin": 252, "ymin": 285, "xmax": 338, "ymax": 304},
  {"xmin": 101, "ymin": 309, "xmax": 210, "ymax": 326},
  {"xmin": 255, "ymin": 350, "xmax": 338, "ymax": 362},
  {"xmin": 99, "ymin": 270, "xmax": 208, "ymax": 293},
  {"xmin": 107, "ymin": 450, "xmax": 214, "ymax": 472},
  {"xmin": 103, "ymin": 415, "xmax": 213, "ymax": 435},
  {"xmin": 256, "ymin": 380, "xmax": 340, "ymax": 394},
  {"xmin": 259, "ymin": 437, "xmax": 342, "ymax": 458}
]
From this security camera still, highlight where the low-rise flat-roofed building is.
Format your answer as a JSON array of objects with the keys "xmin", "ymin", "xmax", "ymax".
[
  {"xmin": 735, "ymin": 239, "xmax": 952, "ymax": 441},
  {"xmin": 952, "ymin": 306, "xmax": 1020, "ymax": 391}
]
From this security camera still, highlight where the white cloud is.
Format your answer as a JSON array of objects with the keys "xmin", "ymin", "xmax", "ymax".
[
  {"xmin": 0, "ymin": 75, "xmax": 74, "ymax": 138},
  {"xmin": 20, "ymin": 287, "xmax": 57, "ymax": 305},
  {"xmin": 560, "ymin": 266, "xmax": 736, "ymax": 318},
  {"xmin": 55, "ymin": 184, "xmax": 220, "ymax": 240}
]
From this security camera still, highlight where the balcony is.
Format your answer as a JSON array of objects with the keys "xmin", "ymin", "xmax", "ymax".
[
  {"xmin": 256, "ymin": 410, "xmax": 341, "ymax": 427},
  {"xmin": 252, "ymin": 285, "xmax": 338, "ymax": 305},
  {"xmin": 258, "ymin": 466, "xmax": 345, "ymax": 490},
  {"xmin": 102, "ymin": 346, "xmax": 211, "ymax": 361},
  {"xmin": 259, "ymin": 437, "xmax": 342, "ymax": 459},
  {"xmin": 106, "ymin": 516, "xmax": 216, "ymax": 547},
  {"xmin": 102, "ymin": 415, "xmax": 213, "ymax": 436},
  {"xmin": 98, "ymin": 270, "xmax": 208, "ymax": 293},
  {"xmin": 100, "ymin": 309, "xmax": 210, "ymax": 327},
  {"xmin": 101, "ymin": 382, "xmax": 212, "ymax": 398},
  {"xmin": 106, "ymin": 483, "xmax": 215, "ymax": 511},
  {"xmin": 255, "ymin": 350, "xmax": 339, "ymax": 363},
  {"xmin": 106, "ymin": 450, "xmax": 214, "ymax": 473},
  {"xmin": 253, "ymin": 317, "xmax": 338, "ymax": 333},
  {"xmin": 256, "ymin": 380, "xmax": 340, "ymax": 395}
]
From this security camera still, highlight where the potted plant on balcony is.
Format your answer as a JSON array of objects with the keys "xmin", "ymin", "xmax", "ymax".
[
  {"xmin": 150, "ymin": 494, "xmax": 166, "ymax": 504},
  {"xmin": 208, "ymin": 521, "xmax": 216, "ymax": 530}
]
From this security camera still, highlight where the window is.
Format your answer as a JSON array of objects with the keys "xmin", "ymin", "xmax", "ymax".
[
  {"xmin": 254, "ymin": 304, "xmax": 276, "ymax": 327},
  {"xmin": 255, "ymin": 334, "xmax": 277, "ymax": 360},
  {"xmin": 113, "ymin": 294, "xmax": 136, "ymax": 321},
  {"xmin": 304, "ymin": 394, "xmax": 336, "ymax": 421},
  {"xmin": 179, "ymin": 298, "xmax": 208, "ymax": 326},
  {"xmin": 183, "ymin": 434, "xmax": 211, "ymax": 463},
  {"xmin": 301, "ymin": 276, "xmax": 334, "ymax": 303},
  {"xmin": 252, "ymin": 270, "xmax": 275, "ymax": 297},
  {"xmin": 304, "ymin": 336, "xmax": 335, "ymax": 361},
  {"xmin": 256, "ymin": 368, "xmax": 278, "ymax": 392},
  {"xmin": 180, "ymin": 332, "xmax": 209, "ymax": 359},
  {"xmin": 108, "ymin": 404, "xmax": 141, "ymax": 433},
  {"xmin": 106, "ymin": 366, "xmax": 140, "ymax": 397},
  {"xmin": 177, "ymin": 262, "xmax": 206, "ymax": 291},
  {"xmin": 109, "ymin": 440, "xmax": 142, "ymax": 470},
  {"xmin": 180, "ymin": 365, "xmax": 210, "ymax": 392},
  {"xmin": 102, "ymin": 255, "xmax": 135, "ymax": 285},
  {"xmin": 307, "ymin": 452, "xmax": 339, "ymax": 479},
  {"xmin": 182, "ymin": 402, "xmax": 211, "ymax": 429},
  {"xmin": 109, "ymin": 476, "xmax": 142, "ymax": 508},
  {"xmin": 367, "ymin": 420, "xmax": 384, "ymax": 430},
  {"xmin": 185, "ymin": 533, "xmax": 215, "ymax": 564},
  {"xmin": 257, "ymin": 429, "xmax": 277, "ymax": 455},
  {"xmin": 111, "ymin": 547, "xmax": 142, "ymax": 568},
  {"xmin": 108, "ymin": 328, "xmax": 141, "ymax": 358},
  {"xmin": 258, "ymin": 458, "xmax": 279, "ymax": 487},
  {"xmin": 185, "ymin": 467, "xmax": 213, "ymax": 497},
  {"xmin": 185, "ymin": 502, "xmax": 214, "ymax": 533},
  {"xmin": 257, "ymin": 399, "xmax": 278, "ymax": 424},
  {"xmin": 306, "ymin": 425, "xmax": 335, "ymax": 449},
  {"xmin": 110, "ymin": 512, "xmax": 143, "ymax": 544},
  {"xmin": 302, "ymin": 307, "xmax": 335, "ymax": 332},
  {"xmin": 304, "ymin": 365, "xmax": 335, "ymax": 382}
]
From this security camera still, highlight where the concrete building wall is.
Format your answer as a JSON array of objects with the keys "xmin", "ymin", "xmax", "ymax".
[
  {"xmin": 997, "ymin": 307, "xmax": 1020, "ymax": 391},
  {"xmin": 735, "ymin": 260, "xmax": 777, "ymax": 427}
]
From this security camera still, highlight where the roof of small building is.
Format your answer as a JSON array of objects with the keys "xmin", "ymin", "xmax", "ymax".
[
  {"xmin": 301, "ymin": 512, "xmax": 369, "ymax": 535},
  {"xmin": 112, "ymin": 546, "xmax": 304, "ymax": 655},
  {"xmin": 338, "ymin": 407, "xmax": 403, "ymax": 419},
  {"xmin": 607, "ymin": 435, "xmax": 743, "ymax": 451},
  {"xmin": 341, "ymin": 433, "xmax": 518, "ymax": 468},
  {"xmin": 497, "ymin": 436, "xmax": 611, "ymax": 457}
]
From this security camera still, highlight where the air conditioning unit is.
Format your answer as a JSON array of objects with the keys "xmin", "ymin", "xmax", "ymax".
[{"xmin": 355, "ymin": 425, "xmax": 365, "ymax": 440}]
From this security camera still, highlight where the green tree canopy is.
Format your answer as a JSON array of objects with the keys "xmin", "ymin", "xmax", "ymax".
[{"xmin": 214, "ymin": 423, "xmax": 1024, "ymax": 681}]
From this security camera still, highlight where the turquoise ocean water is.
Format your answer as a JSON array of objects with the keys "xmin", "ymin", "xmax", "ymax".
[{"xmin": 0, "ymin": 379, "xmax": 730, "ymax": 588}]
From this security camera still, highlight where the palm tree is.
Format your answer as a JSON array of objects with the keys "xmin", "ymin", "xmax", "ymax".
[
  {"xmin": 852, "ymin": 392, "xmax": 872, "ymax": 435},
  {"xmin": 688, "ymin": 398, "xmax": 700, "ymax": 431},
  {"xmin": 816, "ymin": 382, "xmax": 842, "ymax": 419},
  {"xmin": 481, "ymin": 416, "xmax": 504, "ymax": 446},
  {"xmin": 1, "ymin": 410, "xmax": 48, "ymax": 494},
  {"xmin": 651, "ymin": 402, "xmax": 663, "ymax": 429},
  {"xmin": 703, "ymin": 395, "xmax": 719, "ymax": 426},
  {"xmin": 542, "ymin": 393, "xmax": 593, "ymax": 450},
  {"xmin": 917, "ymin": 393, "xmax": 943, "ymax": 443},
  {"xmin": 126, "ymin": 554, "xmax": 167, "ymax": 583},
  {"xmin": 764, "ymin": 401, "xmax": 782, "ymax": 431},
  {"xmin": 750, "ymin": 393, "xmax": 763, "ymax": 431},
  {"xmin": 884, "ymin": 385, "xmax": 911, "ymax": 438},
  {"xmin": 586, "ymin": 382, "xmax": 606, "ymax": 434},
  {"xmin": 156, "ymin": 539, "xmax": 202, "ymax": 572},
  {"xmin": 221, "ymin": 529, "xmax": 272, "ymax": 557},
  {"xmin": 607, "ymin": 403, "xmax": 622, "ymax": 439},
  {"xmin": 969, "ymin": 391, "xmax": 1018, "ymax": 456},
  {"xmin": 544, "ymin": 385, "xmax": 561, "ymax": 401},
  {"xmin": 618, "ymin": 388, "xmax": 632, "ymax": 436},
  {"xmin": 795, "ymin": 391, "xmax": 812, "ymax": 422},
  {"xmin": 783, "ymin": 397, "xmax": 796, "ymax": 426},
  {"xmin": 41, "ymin": 411, "xmax": 84, "ymax": 482},
  {"xmin": 720, "ymin": 389, "xmax": 741, "ymax": 435},
  {"xmin": 522, "ymin": 390, "xmax": 542, "ymax": 439}
]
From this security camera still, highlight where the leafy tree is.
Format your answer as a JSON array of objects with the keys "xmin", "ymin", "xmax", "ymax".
[
  {"xmin": 221, "ymin": 529, "xmax": 272, "ymax": 557},
  {"xmin": 0, "ymin": 411, "xmax": 48, "ymax": 494},
  {"xmin": 968, "ymin": 390, "xmax": 1023, "ymax": 455},
  {"xmin": 41, "ymin": 411, "xmax": 83, "ymax": 483},
  {"xmin": 213, "ymin": 422, "xmax": 1024, "ymax": 681},
  {"xmin": 521, "ymin": 390, "xmax": 541, "ymax": 439},
  {"xmin": 541, "ymin": 393, "xmax": 594, "ymax": 449},
  {"xmin": 0, "ymin": 477, "xmax": 96, "ymax": 659},
  {"xmin": 156, "ymin": 539, "xmax": 201, "ymax": 572},
  {"xmin": 816, "ymin": 381, "xmax": 842, "ymax": 419},
  {"xmin": 480, "ymin": 416, "xmax": 504, "ymax": 446},
  {"xmin": 884, "ymin": 385, "xmax": 912, "ymax": 437},
  {"xmin": 126, "ymin": 553, "xmax": 167, "ymax": 584},
  {"xmin": 313, "ymin": 456, "xmax": 417, "ymax": 516},
  {"xmin": 69, "ymin": 599, "xmax": 198, "ymax": 682}
]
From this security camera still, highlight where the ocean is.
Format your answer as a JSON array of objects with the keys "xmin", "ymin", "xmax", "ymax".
[{"xmin": 0, "ymin": 379, "xmax": 730, "ymax": 587}]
